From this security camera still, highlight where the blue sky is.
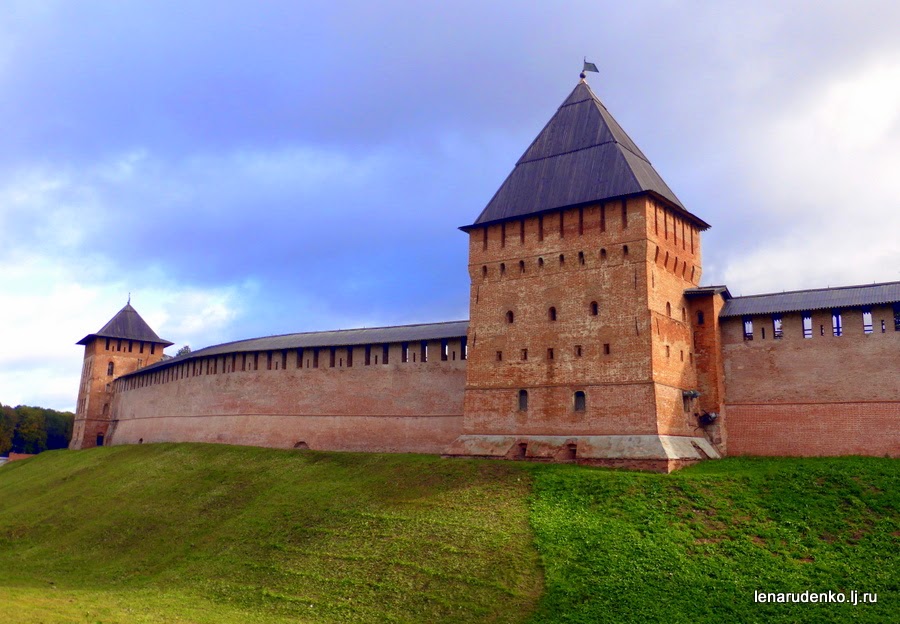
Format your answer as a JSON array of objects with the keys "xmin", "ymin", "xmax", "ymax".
[{"xmin": 1, "ymin": 1, "xmax": 898, "ymax": 411}]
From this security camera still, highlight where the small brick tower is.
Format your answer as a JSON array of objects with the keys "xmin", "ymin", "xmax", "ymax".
[
  {"xmin": 446, "ymin": 76, "xmax": 721, "ymax": 471},
  {"xmin": 70, "ymin": 301, "xmax": 172, "ymax": 449}
]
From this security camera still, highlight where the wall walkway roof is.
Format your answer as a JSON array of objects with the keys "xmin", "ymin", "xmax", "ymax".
[
  {"xmin": 118, "ymin": 320, "xmax": 469, "ymax": 378},
  {"xmin": 720, "ymin": 281, "xmax": 900, "ymax": 318}
]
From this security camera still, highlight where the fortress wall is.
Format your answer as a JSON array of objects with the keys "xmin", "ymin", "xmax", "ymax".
[
  {"xmin": 109, "ymin": 339, "xmax": 467, "ymax": 454},
  {"xmin": 721, "ymin": 306, "xmax": 900, "ymax": 456}
]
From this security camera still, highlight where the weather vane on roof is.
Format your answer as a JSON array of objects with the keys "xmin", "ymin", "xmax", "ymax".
[{"xmin": 580, "ymin": 57, "xmax": 599, "ymax": 80}]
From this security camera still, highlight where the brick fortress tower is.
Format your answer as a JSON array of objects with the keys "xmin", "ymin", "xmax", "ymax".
[
  {"xmin": 446, "ymin": 76, "xmax": 721, "ymax": 471},
  {"xmin": 70, "ymin": 301, "xmax": 172, "ymax": 449}
]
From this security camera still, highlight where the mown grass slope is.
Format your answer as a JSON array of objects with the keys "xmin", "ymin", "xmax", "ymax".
[
  {"xmin": 1, "ymin": 446, "xmax": 897, "ymax": 623},
  {"xmin": 528, "ymin": 457, "xmax": 899, "ymax": 623},
  {"xmin": 0, "ymin": 444, "xmax": 541, "ymax": 623}
]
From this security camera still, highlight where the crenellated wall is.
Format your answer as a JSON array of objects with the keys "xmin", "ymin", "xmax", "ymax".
[
  {"xmin": 722, "ymin": 305, "xmax": 900, "ymax": 457},
  {"xmin": 109, "ymin": 339, "xmax": 467, "ymax": 454}
]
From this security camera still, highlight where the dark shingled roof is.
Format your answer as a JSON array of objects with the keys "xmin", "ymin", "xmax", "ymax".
[
  {"xmin": 720, "ymin": 281, "xmax": 900, "ymax": 318},
  {"xmin": 465, "ymin": 80, "xmax": 709, "ymax": 231},
  {"xmin": 118, "ymin": 320, "xmax": 469, "ymax": 377},
  {"xmin": 684, "ymin": 285, "xmax": 732, "ymax": 299},
  {"xmin": 77, "ymin": 303, "xmax": 173, "ymax": 346}
]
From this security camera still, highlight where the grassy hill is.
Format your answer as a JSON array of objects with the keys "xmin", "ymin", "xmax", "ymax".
[{"xmin": 0, "ymin": 445, "xmax": 896, "ymax": 623}]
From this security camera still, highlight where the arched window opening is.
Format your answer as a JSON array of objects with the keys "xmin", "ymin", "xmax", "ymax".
[
  {"xmin": 578, "ymin": 251, "xmax": 585, "ymax": 265},
  {"xmin": 623, "ymin": 244, "xmax": 629, "ymax": 256},
  {"xmin": 697, "ymin": 310, "xmax": 705, "ymax": 325},
  {"xmin": 500, "ymin": 262, "xmax": 506, "ymax": 275},
  {"xmin": 505, "ymin": 310, "xmax": 514, "ymax": 324},
  {"xmin": 96, "ymin": 433, "xmax": 104, "ymax": 447},
  {"xmin": 600, "ymin": 248, "xmax": 607, "ymax": 261},
  {"xmin": 107, "ymin": 362, "xmax": 114, "ymax": 376},
  {"xmin": 481, "ymin": 265, "xmax": 487, "ymax": 278},
  {"xmin": 559, "ymin": 254, "xmax": 565, "ymax": 265},
  {"xmin": 538, "ymin": 257, "xmax": 545, "ymax": 268},
  {"xmin": 548, "ymin": 307, "xmax": 557, "ymax": 321},
  {"xmin": 518, "ymin": 390, "xmax": 528, "ymax": 411},
  {"xmin": 574, "ymin": 391, "xmax": 586, "ymax": 412},
  {"xmin": 590, "ymin": 301, "xmax": 599, "ymax": 316},
  {"xmin": 519, "ymin": 260, "xmax": 525, "ymax": 274},
  {"xmin": 666, "ymin": 302, "xmax": 671, "ymax": 317}
]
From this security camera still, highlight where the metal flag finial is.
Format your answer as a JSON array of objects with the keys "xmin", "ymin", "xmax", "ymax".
[
  {"xmin": 127, "ymin": 292, "xmax": 131, "ymax": 305},
  {"xmin": 581, "ymin": 57, "xmax": 599, "ymax": 80}
]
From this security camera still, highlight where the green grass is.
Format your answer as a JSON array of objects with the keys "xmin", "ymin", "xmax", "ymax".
[
  {"xmin": 0, "ymin": 444, "xmax": 541, "ymax": 623},
  {"xmin": 0, "ymin": 447, "xmax": 897, "ymax": 623},
  {"xmin": 527, "ymin": 457, "xmax": 899, "ymax": 623}
]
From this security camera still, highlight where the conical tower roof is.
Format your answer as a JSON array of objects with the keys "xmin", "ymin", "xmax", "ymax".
[
  {"xmin": 77, "ymin": 302, "xmax": 173, "ymax": 346},
  {"xmin": 465, "ymin": 79, "xmax": 709, "ymax": 230}
]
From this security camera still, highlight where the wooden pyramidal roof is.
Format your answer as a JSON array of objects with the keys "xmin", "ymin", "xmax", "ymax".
[
  {"xmin": 464, "ymin": 78, "xmax": 710, "ymax": 230},
  {"xmin": 77, "ymin": 302, "xmax": 173, "ymax": 347}
]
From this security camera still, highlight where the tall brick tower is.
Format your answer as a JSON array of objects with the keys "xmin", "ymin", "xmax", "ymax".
[
  {"xmin": 70, "ymin": 301, "xmax": 172, "ymax": 449},
  {"xmin": 446, "ymin": 76, "xmax": 720, "ymax": 471}
]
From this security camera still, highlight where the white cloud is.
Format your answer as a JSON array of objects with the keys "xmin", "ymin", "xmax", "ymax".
[{"xmin": 723, "ymin": 55, "xmax": 900, "ymax": 293}]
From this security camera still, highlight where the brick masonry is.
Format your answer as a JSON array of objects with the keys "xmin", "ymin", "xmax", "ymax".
[
  {"xmin": 721, "ymin": 305, "xmax": 899, "ymax": 457},
  {"xmin": 108, "ymin": 340, "xmax": 466, "ymax": 454}
]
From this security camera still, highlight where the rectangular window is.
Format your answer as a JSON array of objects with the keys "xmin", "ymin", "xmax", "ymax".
[
  {"xmin": 802, "ymin": 312, "xmax": 813, "ymax": 339},
  {"xmin": 538, "ymin": 215, "xmax": 544, "ymax": 241},
  {"xmin": 743, "ymin": 316, "xmax": 754, "ymax": 341},
  {"xmin": 496, "ymin": 350, "xmax": 502, "ymax": 362},
  {"xmin": 501, "ymin": 222, "xmax": 506, "ymax": 248},
  {"xmin": 621, "ymin": 199, "xmax": 627, "ymax": 229},
  {"xmin": 346, "ymin": 347, "xmax": 353, "ymax": 367},
  {"xmin": 365, "ymin": 345, "xmax": 371, "ymax": 365},
  {"xmin": 329, "ymin": 348, "xmax": 336, "ymax": 367},
  {"xmin": 297, "ymin": 348, "xmax": 304, "ymax": 368},
  {"xmin": 312, "ymin": 348, "xmax": 319, "ymax": 368},
  {"xmin": 401, "ymin": 342, "xmax": 409, "ymax": 363},
  {"xmin": 521, "ymin": 348, "xmax": 528, "ymax": 360},
  {"xmin": 253, "ymin": 353, "xmax": 259, "ymax": 370},
  {"xmin": 128, "ymin": 341, "xmax": 133, "ymax": 352},
  {"xmin": 441, "ymin": 339, "xmax": 449, "ymax": 361},
  {"xmin": 420, "ymin": 341, "xmax": 428, "ymax": 363},
  {"xmin": 772, "ymin": 314, "xmax": 783, "ymax": 339},
  {"xmin": 862, "ymin": 308, "xmax": 873, "ymax": 334},
  {"xmin": 383, "ymin": 344, "xmax": 390, "ymax": 364},
  {"xmin": 151, "ymin": 344, "xmax": 156, "ymax": 355},
  {"xmin": 574, "ymin": 345, "xmax": 582, "ymax": 357},
  {"xmin": 603, "ymin": 343, "xmax": 610, "ymax": 355},
  {"xmin": 832, "ymin": 310, "xmax": 843, "ymax": 337},
  {"xmin": 461, "ymin": 336, "xmax": 468, "ymax": 360},
  {"xmin": 547, "ymin": 347, "xmax": 554, "ymax": 360},
  {"xmin": 600, "ymin": 203, "xmax": 606, "ymax": 232},
  {"xmin": 267, "ymin": 352, "xmax": 273, "ymax": 370}
]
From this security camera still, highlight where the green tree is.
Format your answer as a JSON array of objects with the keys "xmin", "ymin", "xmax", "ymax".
[
  {"xmin": 44, "ymin": 409, "xmax": 74, "ymax": 450},
  {"xmin": 0, "ymin": 404, "xmax": 17, "ymax": 455},
  {"xmin": 12, "ymin": 407, "xmax": 47, "ymax": 454},
  {"xmin": 176, "ymin": 345, "xmax": 191, "ymax": 357}
]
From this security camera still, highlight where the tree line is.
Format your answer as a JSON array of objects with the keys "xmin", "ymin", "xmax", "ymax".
[{"xmin": 0, "ymin": 404, "xmax": 74, "ymax": 455}]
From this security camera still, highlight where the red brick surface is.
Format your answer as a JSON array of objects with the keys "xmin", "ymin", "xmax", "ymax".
[
  {"xmin": 109, "ymin": 341, "xmax": 466, "ymax": 454},
  {"xmin": 722, "ymin": 305, "xmax": 900, "ymax": 456}
]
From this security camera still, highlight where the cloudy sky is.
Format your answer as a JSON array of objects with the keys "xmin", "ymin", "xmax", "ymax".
[{"xmin": 1, "ymin": 0, "xmax": 898, "ymax": 411}]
